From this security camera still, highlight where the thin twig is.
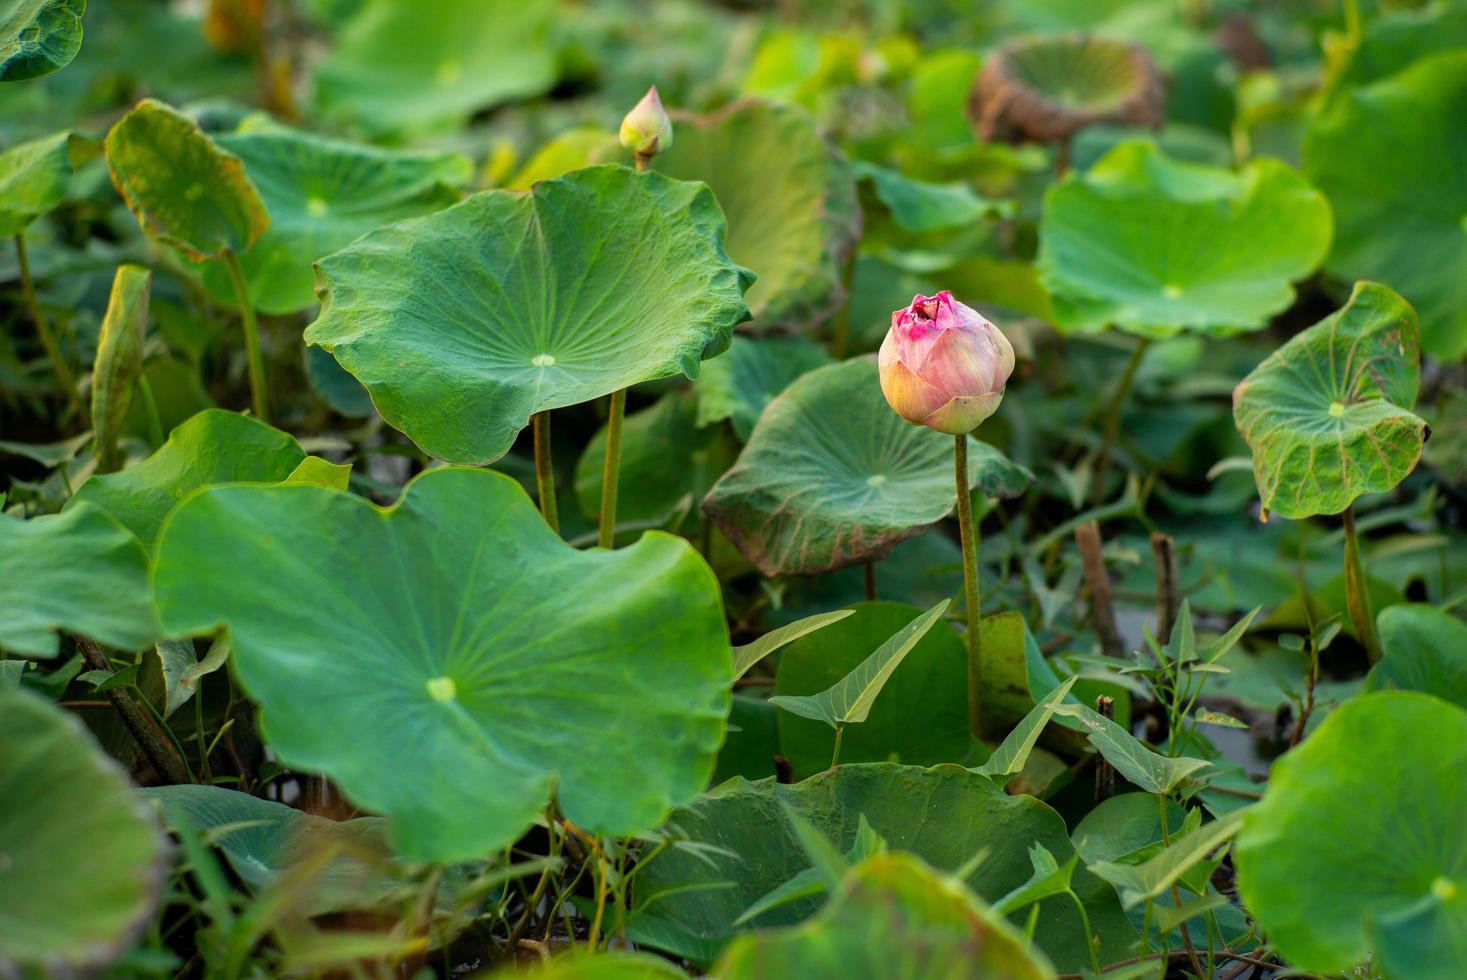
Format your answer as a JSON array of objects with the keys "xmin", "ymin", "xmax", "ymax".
[
  {"xmin": 1076, "ymin": 522, "xmax": 1125, "ymax": 659},
  {"xmin": 75, "ymin": 636, "xmax": 189, "ymax": 784},
  {"xmin": 1151, "ymin": 531, "xmax": 1180, "ymax": 643},
  {"xmin": 1094, "ymin": 696, "xmax": 1115, "ymax": 803}
]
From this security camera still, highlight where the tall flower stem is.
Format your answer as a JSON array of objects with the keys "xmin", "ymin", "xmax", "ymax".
[
  {"xmin": 955, "ymin": 434, "xmax": 984, "ymax": 738},
  {"xmin": 14, "ymin": 233, "xmax": 81, "ymax": 416},
  {"xmin": 220, "ymin": 249, "xmax": 270, "ymax": 423},
  {"xmin": 597, "ymin": 389, "xmax": 626, "ymax": 549},
  {"xmin": 532, "ymin": 411, "xmax": 559, "ymax": 533},
  {"xmin": 1342, "ymin": 505, "xmax": 1381, "ymax": 663},
  {"xmin": 1091, "ymin": 336, "xmax": 1149, "ymax": 505}
]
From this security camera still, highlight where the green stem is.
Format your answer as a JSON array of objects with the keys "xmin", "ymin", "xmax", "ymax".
[
  {"xmin": 532, "ymin": 411, "xmax": 559, "ymax": 533},
  {"xmin": 14, "ymin": 233, "xmax": 81, "ymax": 415},
  {"xmin": 220, "ymin": 249, "xmax": 270, "ymax": 423},
  {"xmin": 1342, "ymin": 506, "xmax": 1381, "ymax": 663},
  {"xmin": 1066, "ymin": 888, "xmax": 1101, "ymax": 976},
  {"xmin": 194, "ymin": 669, "xmax": 212, "ymax": 783},
  {"xmin": 1091, "ymin": 337, "xmax": 1149, "ymax": 506},
  {"xmin": 830, "ymin": 724, "xmax": 844, "ymax": 770},
  {"xmin": 597, "ymin": 388, "xmax": 626, "ymax": 549},
  {"xmin": 830, "ymin": 248, "xmax": 856, "ymax": 360},
  {"xmin": 955, "ymin": 434, "xmax": 983, "ymax": 738}
]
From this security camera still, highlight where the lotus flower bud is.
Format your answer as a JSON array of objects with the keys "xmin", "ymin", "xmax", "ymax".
[
  {"xmin": 879, "ymin": 291, "xmax": 1015, "ymax": 435},
  {"xmin": 619, "ymin": 86, "xmax": 673, "ymax": 159}
]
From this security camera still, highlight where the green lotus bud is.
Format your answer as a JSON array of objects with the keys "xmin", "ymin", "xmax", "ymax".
[{"xmin": 619, "ymin": 86, "xmax": 673, "ymax": 159}]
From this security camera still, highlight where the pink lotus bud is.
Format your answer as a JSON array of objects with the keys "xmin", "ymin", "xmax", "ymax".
[
  {"xmin": 619, "ymin": 86, "xmax": 673, "ymax": 158},
  {"xmin": 878, "ymin": 291, "xmax": 1015, "ymax": 435}
]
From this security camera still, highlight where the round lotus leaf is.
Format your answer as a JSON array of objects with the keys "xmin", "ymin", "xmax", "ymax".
[
  {"xmin": 104, "ymin": 98, "xmax": 269, "ymax": 262},
  {"xmin": 306, "ymin": 165, "xmax": 754, "ymax": 465},
  {"xmin": 152, "ymin": 467, "xmax": 731, "ymax": 862},
  {"xmin": 0, "ymin": 130, "xmax": 95, "ymax": 235},
  {"xmin": 68, "ymin": 408, "xmax": 305, "ymax": 550},
  {"xmin": 1037, "ymin": 140, "xmax": 1332, "ymax": 337},
  {"xmin": 1305, "ymin": 50, "xmax": 1467, "ymax": 360},
  {"xmin": 313, "ymin": 0, "xmax": 557, "ymax": 135},
  {"xmin": 633, "ymin": 763, "xmax": 1134, "ymax": 971},
  {"xmin": 0, "ymin": 0, "xmax": 83, "ymax": 80},
  {"xmin": 1325, "ymin": 4, "xmax": 1467, "ymax": 94},
  {"xmin": 0, "ymin": 502, "xmax": 158, "ymax": 657},
  {"xmin": 0, "ymin": 685, "xmax": 166, "ymax": 973},
  {"xmin": 969, "ymin": 34, "xmax": 1163, "ymax": 143},
  {"xmin": 717, "ymin": 853, "xmax": 1055, "ymax": 979},
  {"xmin": 1234, "ymin": 692, "xmax": 1467, "ymax": 976},
  {"xmin": 1365, "ymin": 604, "xmax": 1467, "ymax": 710},
  {"xmin": 194, "ymin": 129, "xmax": 470, "ymax": 315},
  {"xmin": 1232, "ymin": 282, "xmax": 1425, "ymax": 521},
  {"xmin": 695, "ymin": 335, "xmax": 832, "ymax": 441},
  {"xmin": 702, "ymin": 358, "xmax": 1033, "ymax": 577},
  {"xmin": 655, "ymin": 100, "xmax": 859, "ymax": 332}
]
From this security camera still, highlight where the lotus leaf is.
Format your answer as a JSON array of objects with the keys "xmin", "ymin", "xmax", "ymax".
[
  {"xmin": 0, "ymin": 130, "xmax": 93, "ymax": 234},
  {"xmin": 0, "ymin": 0, "xmax": 83, "ymax": 80}
]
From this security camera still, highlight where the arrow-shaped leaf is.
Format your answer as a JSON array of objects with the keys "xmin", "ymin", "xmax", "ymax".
[
  {"xmin": 1050, "ymin": 702, "xmax": 1210, "ymax": 795},
  {"xmin": 732, "ymin": 610, "xmax": 855, "ymax": 680},
  {"xmin": 1088, "ymin": 809, "xmax": 1246, "ymax": 909},
  {"xmin": 973, "ymin": 676, "xmax": 1077, "ymax": 783}
]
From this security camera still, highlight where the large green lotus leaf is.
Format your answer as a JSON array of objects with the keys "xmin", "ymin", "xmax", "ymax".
[
  {"xmin": 307, "ymin": 165, "xmax": 754, "ymax": 466},
  {"xmin": 1326, "ymin": 4, "xmax": 1467, "ymax": 93},
  {"xmin": 0, "ymin": 685, "xmax": 165, "ymax": 973},
  {"xmin": 1365, "ymin": 605, "xmax": 1467, "ymax": 710},
  {"xmin": 634, "ymin": 764, "xmax": 1136, "ymax": 971},
  {"xmin": 1232, "ymin": 282, "xmax": 1425, "ymax": 520},
  {"xmin": 775, "ymin": 601, "xmax": 977, "ymax": 778},
  {"xmin": 574, "ymin": 390, "xmax": 737, "ymax": 534},
  {"xmin": 656, "ymin": 100, "xmax": 859, "ymax": 332},
  {"xmin": 191, "ymin": 129, "xmax": 469, "ymax": 314},
  {"xmin": 1037, "ymin": 140, "xmax": 1331, "ymax": 337},
  {"xmin": 0, "ymin": 130, "xmax": 94, "ymax": 235},
  {"xmin": 695, "ymin": 335, "xmax": 832, "ymax": 441},
  {"xmin": 141, "ymin": 784, "xmax": 397, "ymax": 915},
  {"xmin": 1305, "ymin": 50, "xmax": 1467, "ymax": 360},
  {"xmin": 703, "ymin": 359, "xmax": 1033, "ymax": 576},
  {"xmin": 0, "ymin": 503, "xmax": 158, "ymax": 657},
  {"xmin": 717, "ymin": 853, "xmax": 1055, "ymax": 980},
  {"xmin": 1235, "ymin": 692, "xmax": 1467, "ymax": 976},
  {"xmin": 104, "ymin": 98, "xmax": 269, "ymax": 262},
  {"xmin": 152, "ymin": 467, "xmax": 731, "ymax": 862},
  {"xmin": 313, "ymin": 0, "xmax": 556, "ymax": 135},
  {"xmin": 0, "ymin": 0, "xmax": 83, "ymax": 80},
  {"xmin": 68, "ymin": 408, "xmax": 305, "ymax": 549}
]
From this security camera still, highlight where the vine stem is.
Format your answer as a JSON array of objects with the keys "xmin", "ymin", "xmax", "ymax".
[
  {"xmin": 829, "ymin": 724, "xmax": 844, "ymax": 770},
  {"xmin": 14, "ymin": 233, "xmax": 81, "ymax": 415},
  {"xmin": 1342, "ymin": 505, "xmax": 1381, "ymax": 662},
  {"xmin": 219, "ymin": 248, "xmax": 270, "ymax": 423},
  {"xmin": 1091, "ymin": 337, "xmax": 1149, "ymax": 506},
  {"xmin": 955, "ymin": 434, "xmax": 984, "ymax": 738},
  {"xmin": 597, "ymin": 389, "xmax": 626, "ymax": 549},
  {"xmin": 532, "ymin": 411, "xmax": 559, "ymax": 533}
]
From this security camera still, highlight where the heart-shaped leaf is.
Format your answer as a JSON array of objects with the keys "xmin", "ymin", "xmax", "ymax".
[
  {"xmin": 717, "ymin": 854, "xmax": 1055, "ymax": 979},
  {"xmin": 703, "ymin": 358, "xmax": 1033, "ymax": 576},
  {"xmin": 632, "ymin": 764, "xmax": 1134, "ymax": 972},
  {"xmin": 695, "ymin": 336, "xmax": 832, "ymax": 441},
  {"xmin": 153, "ymin": 467, "xmax": 730, "ymax": 862},
  {"xmin": 656, "ymin": 100, "xmax": 859, "ymax": 331},
  {"xmin": 307, "ymin": 165, "xmax": 754, "ymax": 465},
  {"xmin": 1306, "ymin": 50, "xmax": 1467, "ymax": 360},
  {"xmin": 313, "ymin": 0, "xmax": 557, "ymax": 135},
  {"xmin": 69, "ymin": 408, "xmax": 305, "ymax": 549},
  {"xmin": 195, "ymin": 129, "xmax": 469, "ymax": 315},
  {"xmin": 1232, "ymin": 281, "xmax": 1426, "ymax": 520},
  {"xmin": 0, "ymin": 504, "xmax": 158, "ymax": 657},
  {"xmin": 105, "ymin": 99, "xmax": 269, "ymax": 262},
  {"xmin": 0, "ymin": 0, "xmax": 84, "ymax": 80},
  {"xmin": 1234, "ymin": 691, "xmax": 1467, "ymax": 977},
  {"xmin": 0, "ymin": 686, "xmax": 166, "ymax": 973},
  {"xmin": 0, "ymin": 130, "xmax": 95, "ymax": 234},
  {"xmin": 1038, "ymin": 141, "xmax": 1331, "ymax": 337},
  {"xmin": 91, "ymin": 264, "xmax": 149, "ymax": 473}
]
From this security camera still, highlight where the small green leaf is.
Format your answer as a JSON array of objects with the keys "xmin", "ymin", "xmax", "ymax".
[
  {"xmin": 855, "ymin": 160, "xmax": 1013, "ymax": 233},
  {"xmin": 1089, "ymin": 809, "xmax": 1245, "ymax": 909},
  {"xmin": 974, "ymin": 676, "xmax": 1078, "ymax": 782},
  {"xmin": 0, "ymin": 130, "xmax": 95, "ymax": 234},
  {"xmin": 992, "ymin": 843, "xmax": 1079, "ymax": 916},
  {"xmin": 1233, "ymin": 281, "xmax": 1426, "ymax": 520},
  {"xmin": 155, "ymin": 636, "xmax": 229, "ymax": 718},
  {"xmin": 0, "ymin": 0, "xmax": 84, "ymax": 81},
  {"xmin": 734, "ymin": 814, "xmax": 886, "ymax": 926},
  {"xmin": 769, "ymin": 600, "xmax": 949, "ymax": 728},
  {"xmin": 105, "ymin": 99, "xmax": 269, "ymax": 262},
  {"xmin": 1050, "ymin": 702, "xmax": 1210, "ymax": 795},
  {"xmin": 283, "ymin": 456, "xmax": 352, "ymax": 491},
  {"xmin": 731, "ymin": 609, "xmax": 854, "ymax": 680},
  {"xmin": 91, "ymin": 264, "xmax": 150, "ymax": 474}
]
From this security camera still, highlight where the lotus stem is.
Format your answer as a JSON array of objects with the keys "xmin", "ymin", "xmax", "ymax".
[
  {"xmin": 1091, "ymin": 336, "xmax": 1149, "ymax": 506},
  {"xmin": 75, "ymin": 635, "xmax": 189, "ymax": 784},
  {"xmin": 597, "ymin": 389, "xmax": 626, "ymax": 549},
  {"xmin": 831, "ymin": 249, "xmax": 857, "ymax": 360},
  {"xmin": 220, "ymin": 248, "xmax": 270, "ymax": 423},
  {"xmin": 1342, "ymin": 506, "xmax": 1381, "ymax": 663},
  {"xmin": 830, "ymin": 724, "xmax": 844, "ymax": 770},
  {"xmin": 14, "ymin": 233, "xmax": 81, "ymax": 416},
  {"xmin": 863, "ymin": 561, "xmax": 877, "ymax": 601},
  {"xmin": 955, "ymin": 434, "xmax": 984, "ymax": 738},
  {"xmin": 532, "ymin": 411, "xmax": 559, "ymax": 533}
]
